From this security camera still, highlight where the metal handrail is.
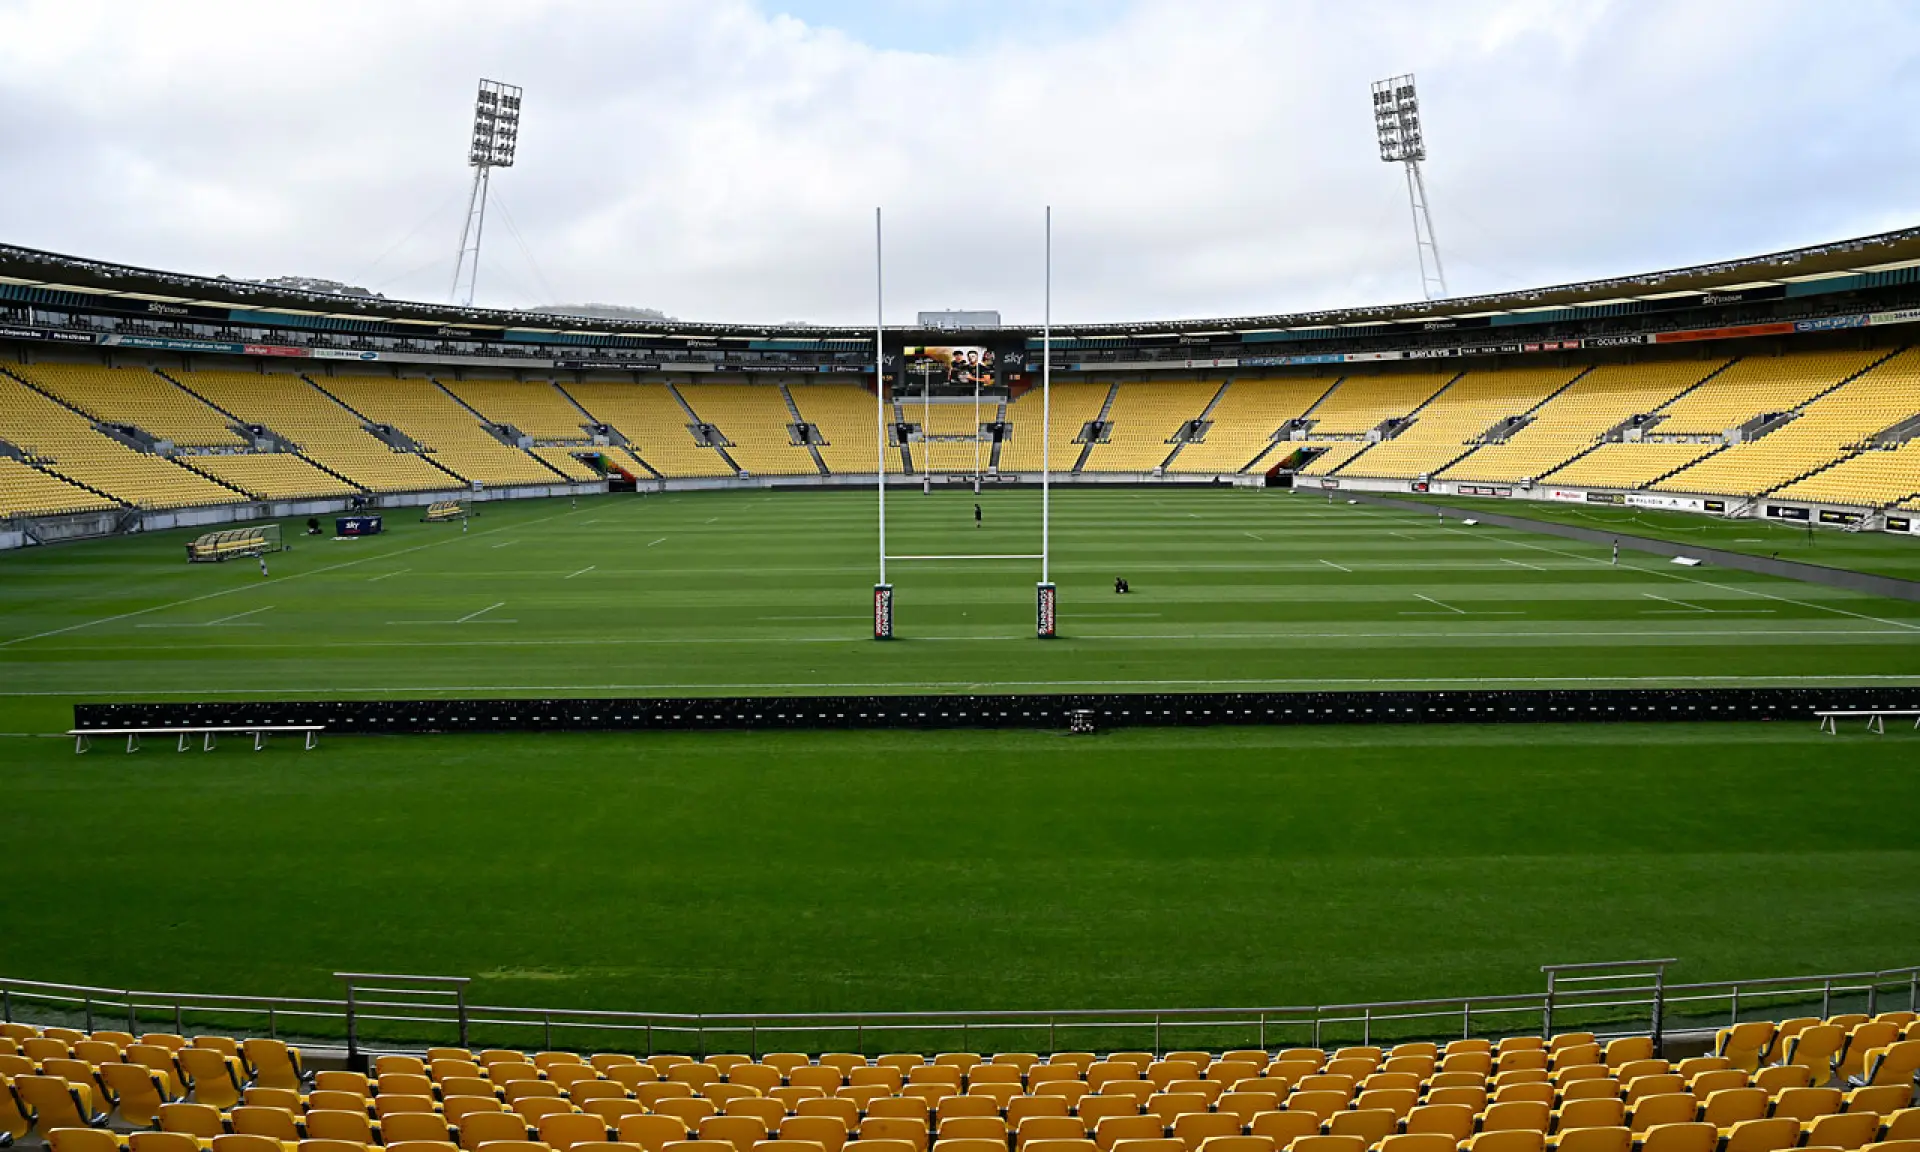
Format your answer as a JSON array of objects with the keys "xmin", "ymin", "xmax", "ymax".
[{"xmin": 3, "ymin": 962, "xmax": 1914, "ymax": 1057}]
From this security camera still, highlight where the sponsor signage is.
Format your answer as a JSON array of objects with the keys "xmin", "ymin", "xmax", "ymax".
[
  {"xmin": 1409, "ymin": 480, "xmax": 1430, "ymax": 493},
  {"xmin": 1765, "ymin": 505, "xmax": 1811, "ymax": 521},
  {"xmin": 1704, "ymin": 499, "xmax": 1727, "ymax": 513},
  {"xmin": 1795, "ymin": 315, "xmax": 1868, "ymax": 332},
  {"xmin": 104, "ymin": 335, "xmax": 248, "ymax": 354},
  {"xmin": 1343, "ymin": 351, "xmax": 1407, "ymax": 362},
  {"xmin": 1868, "ymin": 307, "xmax": 1920, "ymax": 327},
  {"xmin": 1319, "ymin": 478, "xmax": 1339, "ymax": 489},
  {"xmin": 1586, "ymin": 492, "xmax": 1626, "ymax": 504},
  {"xmin": 873, "ymin": 584, "xmax": 894, "ymax": 640},
  {"xmin": 1817, "ymin": 508, "xmax": 1864, "ymax": 525},
  {"xmin": 1585, "ymin": 333, "xmax": 1650, "ymax": 348},
  {"xmin": 1457, "ymin": 484, "xmax": 1512, "ymax": 497},
  {"xmin": 311, "ymin": 348, "xmax": 382, "ymax": 362},
  {"xmin": 0, "ymin": 325, "xmax": 95, "ymax": 345},
  {"xmin": 1654, "ymin": 321, "xmax": 1795, "ymax": 344},
  {"xmin": 1543, "ymin": 488, "xmax": 1587, "ymax": 503},
  {"xmin": 1521, "ymin": 339, "xmax": 1582, "ymax": 352},
  {"xmin": 1035, "ymin": 582, "xmax": 1057, "ymax": 639},
  {"xmin": 1627, "ymin": 492, "xmax": 1704, "ymax": 512},
  {"xmin": 554, "ymin": 359, "xmax": 661, "ymax": 371},
  {"xmin": 1888, "ymin": 516, "xmax": 1913, "ymax": 533},
  {"xmin": 1457, "ymin": 342, "xmax": 1526, "ymax": 356},
  {"xmin": 242, "ymin": 343, "xmax": 308, "ymax": 358}
]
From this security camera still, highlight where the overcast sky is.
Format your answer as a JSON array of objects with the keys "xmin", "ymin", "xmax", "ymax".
[{"xmin": 0, "ymin": 0, "xmax": 1915, "ymax": 326}]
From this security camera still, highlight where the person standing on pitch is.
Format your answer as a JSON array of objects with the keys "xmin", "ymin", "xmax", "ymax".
[
  {"xmin": 1612, "ymin": 539, "xmax": 1619, "ymax": 566},
  {"xmin": 258, "ymin": 553, "xmax": 269, "ymax": 578},
  {"xmin": 974, "ymin": 502, "xmax": 982, "ymax": 528}
]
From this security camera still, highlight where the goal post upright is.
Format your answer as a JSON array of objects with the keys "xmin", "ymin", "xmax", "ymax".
[
  {"xmin": 874, "ymin": 206, "xmax": 893, "ymax": 639},
  {"xmin": 1037, "ymin": 204, "xmax": 1057, "ymax": 638}
]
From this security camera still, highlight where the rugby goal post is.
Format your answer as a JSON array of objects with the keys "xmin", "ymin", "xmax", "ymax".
[{"xmin": 872, "ymin": 207, "xmax": 1055, "ymax": 640}]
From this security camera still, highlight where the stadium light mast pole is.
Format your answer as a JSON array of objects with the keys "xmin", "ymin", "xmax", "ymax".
[
  {"xmin": 1372, "ymin": 74, "xmax": 1448, "ymax": 301},
  {"xmin": 451, "ymin": 79, "xmax": 522, "ymax": 307}
]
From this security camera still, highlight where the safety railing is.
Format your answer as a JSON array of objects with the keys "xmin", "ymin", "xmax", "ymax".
[{"xmin": 1, "ymin": 960, "xmax": 1913, "ymax": 1060}]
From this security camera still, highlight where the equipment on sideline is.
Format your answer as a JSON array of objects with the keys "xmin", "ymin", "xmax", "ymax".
[
  {"xmin": 423, "ymin": 500, "xmax": 468, "ymax": 523},
  {"xmin": 186, "ymin": 524, "xmax": 281, "ymax": 563}
]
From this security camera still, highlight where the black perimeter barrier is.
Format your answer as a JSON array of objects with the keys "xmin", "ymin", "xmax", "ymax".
[{"xmin": 74, "ymin": 686, "xmax": 1919, "ymax": 735}]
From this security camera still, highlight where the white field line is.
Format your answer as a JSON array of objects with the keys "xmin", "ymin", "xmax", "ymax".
[
  {"xmin": 1414, "ymin": 593, "xmax": 1465, "ymax": 615},
  {"xmin": 1319, "ymin": 559, "xmax": 1353, "ymax": 573},
  {"xmin": 564, "ymin": 566, "xmax": 596, "ymax": 580},
  {"xmin": 0, "ymin": 509, "xmax": 568, "ymax": 649},
  {"xmin": 491, "ymin": 540, "xmax": 518, "ymax": 549},
  {"xmin": 1486, "ymin": 532, "xmax": 1920, "ymax": 633},
  {"xmin": 51, "ymin": 625, "xmax": 1905, "ymax": 659},
  {"xmin": 135, "ymin": 606, "xmax": 276, "ymax": 629},
  {"xmin": 1501, "ymin": 559, "xmax": 1545, "ymax": 572},
  {"xmin": 647, "ymin": 537, "xmax": 667, "ymax": 547},
  {"xmin": 11, "ymin": 672, "xmax": 1920, "ymax": 699},
  {"xmin": 367, "ymin": 569, "xmax": 410, "ymax": 583},
  {"xmin": 457, "ymin": 602, "xmax": 507, "ymax": 623},
  {"xmin": 1643, "ymin": 593, "xmax": 1710, "ymax": 613},
  {"xmin": 1244, "ymin": 531, "xmax": 1264, "ymax": 540}
]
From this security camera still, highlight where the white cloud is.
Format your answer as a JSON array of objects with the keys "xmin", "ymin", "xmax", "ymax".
[{"xmin": 0, "ymin": 0, "xmax": 1914, "ymax": 325}]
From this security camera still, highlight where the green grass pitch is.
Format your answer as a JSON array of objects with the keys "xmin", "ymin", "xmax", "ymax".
[{"xmin": 1, "ymin": 488, "xmax": 1917, "ymax": 1024}]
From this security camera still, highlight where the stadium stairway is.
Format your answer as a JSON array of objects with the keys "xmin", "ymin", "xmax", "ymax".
[
  {"xmin": 1326, "ymin": 370, "xmax": 1465, "ymax": 478},
  {"xmin": 778, "ymin": 383, "xmax": 831, "ymax": 476},
  {"xmin": 1558, "ymin": 358, "xmax": 1746, "ymax": 489},
  {"xmin": 1156, "ymin": 380, "xmax": 1232, "ymax": 472},
  {"xmin": 305, "ymin": 376, "xmax": 471, "ymax": 487},
  {"xmin": 431, "ymin": 380, "xmax": 576, "ymax": 484},
  {"xmin": 892, "ymin": 402, "xmax": 914, "ymax": 474},
  {"xmin": 155, "ymin": 370, "xmax": 370, "ymax": 495},
  {"xmin": 1239, "ymin": 376, "xmax": 1345, "ymax": 475},
  {"xmin": 671, "ymin": 384, "xmax": 744, "ymax": 475},
  {"xmin": 1072, "ymin": 382, "xmax": 1122, "ymax": 473},
  {"xmin": 1740, "ymin": 347, "xmax": 1916, "ymax": 500}
]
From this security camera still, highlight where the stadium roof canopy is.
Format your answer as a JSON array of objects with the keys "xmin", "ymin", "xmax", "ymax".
[{"xmin": 2, "ymin": 226, "xmax": 1918, "ymax": 340}]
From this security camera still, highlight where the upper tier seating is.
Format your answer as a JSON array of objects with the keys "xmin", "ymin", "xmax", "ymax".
[
  {"xmin": 1082, "ymin": 381, "xmax": 1221, "ymax": 472},
  {"xmin": 1168, "ymin": 379, "xmax": 1337, "ymax": 475},
  {"xmin": 562, "ymin": 382, "xmax": 734, "ymax": 478},
  {"xmin": 1655, "ymin": 351, "xmax": 1879, "ymax": 436},
  {"xmin": 320, "ymin": 377, "xmax": 564, "ymax": 488},
  {"xmin": 16, "ymin": 364, "xmax": 247, "ymax": 448},
  {"xmin": 1658, "ymin": 351, "xmax": 1920, "ymax": 499},
  {"xmin": 0, "ymin": 457, "xmax": 119, "ymax": 518},
  {"xmin": 441, "ymin": 380, "xmax": 597, "ymax": 440},
  {"xmin": 172, "ymin": 371, "xmax": 457, "ymax": 494},
  {"xmin": 787, "ymin": 384, "xmax": 903, "ymax": 475},
  {"xmin": 1301, "ymin": 373, "xmax": 1454, "ymax": 437},
  {"xmin": 0, "ymin": 375, "xmax": 244, "ymax": 509},
  {"xmin": 1342, "ymin": 368, "xmax": 1584, "ymax": 481},
  {"xmin": 0, "ymin": 1012, "xmax": 1912, "ymax": 1152},
  {"xmin": 1439, "ymin": 363, "xmax": 1713, "ymax": 484},
  {"xmin": 998, "ymin": 383, "xmax": 1115, "ymax": 473},
  {"xmin": 678, "ymin": 385, "xmax": 820, "ymax": 476}
]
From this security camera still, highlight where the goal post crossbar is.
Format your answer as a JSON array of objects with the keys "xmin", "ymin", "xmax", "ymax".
[{"xmin": 884, "ymin": 553, "xmax": 1045, "ymax": 561}]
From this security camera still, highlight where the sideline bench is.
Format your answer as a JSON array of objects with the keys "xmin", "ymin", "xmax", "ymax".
[
  {"xmin": 1815, "ymin": 709, "xmax": 1920, "ymax": 735},
  {"xmin": 68, "ymin": 725, "xmax": 324, "ymax": 754}
]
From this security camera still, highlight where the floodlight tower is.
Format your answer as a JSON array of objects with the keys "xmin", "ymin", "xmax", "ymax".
[
  {"xmin": 1372, "ymin": 74, "xmax": 1448, "ymax": 301},
  {"xmin": 450, "ymin": 79, "xmax": 522, "ymax": 307}
]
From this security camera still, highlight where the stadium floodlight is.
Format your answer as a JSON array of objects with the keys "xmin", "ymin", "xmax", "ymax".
[
  {"xmin": 1372, "ymin": 74, "xmax": 1448, "ymax": 301},
  {"xmin": 450, "ymin": 79, "xmax": 523, "ymax": 307}
]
